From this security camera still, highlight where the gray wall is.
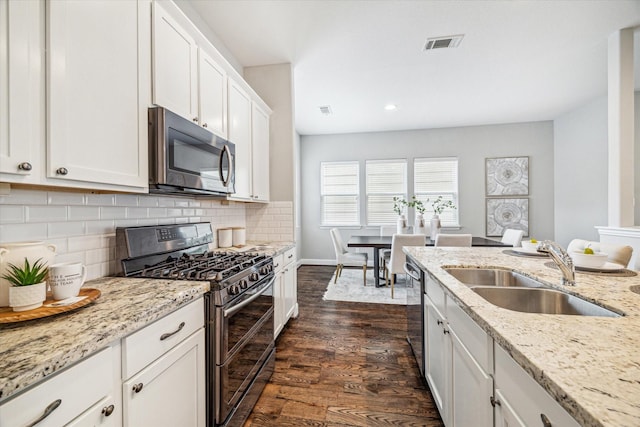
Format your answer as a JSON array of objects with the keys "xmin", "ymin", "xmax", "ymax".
[
  {"xmin": 300, "ymin": 122, "xmax": 555, "ymax": 262},
  {"xmin": 553, "ymin": 96, "xmax": 608, "ymax": 247}
]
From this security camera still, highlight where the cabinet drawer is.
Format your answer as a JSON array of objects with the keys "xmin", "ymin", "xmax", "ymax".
[
  {"xmin": 494, "ymin": 344, "xmax": 580, "ymax": 427},
  {"xmin": 273, "ymin": 253, "xmax": 284, "ymax": 274},
  {"xmin": 66, "ymin": 395, "xmax": 118, "ymax": 427},
  {"xmin": 122, "ymin": 298, "xmax": 204, "ymax": 379},
  {"xmin": 448, "ymin": 302, "xmax": 492, "ymax": 373},
  {"xmin": 282, "ymin": 247, "xmax": 296, "ymax": 266},
  {"xmin": 0, "ymin": 347, "xmax": 113, "ymax": 427},
  {"xmin": 426, "ymin": 273, "xmax": 446, "ymax": 317}
]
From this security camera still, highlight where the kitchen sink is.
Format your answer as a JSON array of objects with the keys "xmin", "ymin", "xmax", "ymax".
[
  {"xmin": 445, "ymin": 268, "xmax": 547, "ymax": 288},
  {"xmin": 444, "ymin": 267, "xmax": 621, "ymax": 317},
  {"xmin": 471, "ymin": 287, "xmax": 620, "ymax": 317}
]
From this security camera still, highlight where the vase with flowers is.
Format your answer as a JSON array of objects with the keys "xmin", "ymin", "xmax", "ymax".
[
  {"xmin": 408, "ymin": 196, "xmax": 427, "ymax": 235},
  {"xmin": 428, "ymin": 196, "xmax": 457, "ymax": 239},
  {"xmin": 393, "ymin": 196, "xmax": 409, "ymax": 234}
]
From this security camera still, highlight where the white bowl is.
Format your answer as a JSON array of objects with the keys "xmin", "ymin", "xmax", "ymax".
[
  {"xmin": 570, "ymin": 251, "xmax": 608, "ymax": 269},
  {"xmin": 520, "ymin": 241, "xmax": 539, "ymax": 251}
]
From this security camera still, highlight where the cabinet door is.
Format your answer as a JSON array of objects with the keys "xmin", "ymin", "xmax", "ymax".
[
  {"xmin": 66, "ymin": 396, "xmax": 118, "ymax": 427},
  {"xmin": 493, "ymin": 389, "xmax": 526, "ymax": 427},
  {"xmin": 283, "ymin": 263, "xmax": 297, "ymax": 320},
  {"xmin": 47, "ymin": 0, "xmax": 148, "ymax": 188},
  {"xmin": 152, "ymin": 1, "xmax": 197, "ymax": 122},
  {"xmin": 424, "ymin": 297, "xmax": 450, "ymax": 425},
  {"xmin": 228, "ymin": 79, "xmax": 252, "ymax": 200},
  {"xmin": 123, "ymin": 328, "xmax": 205, "ymax": 427},
  {"xmin": 274, "ymin": 271, "xmax": 285, "ymax": 338},
  {"xmin": 251, "ymin": 102, "xmax": 270, "ymax": 201},
  {"xmin": 451, "ymin": 330, "xmax": 493, "ymax": 427},
  {"xmin": 199, "ymin": 49, "xmax": 227, "ymax": 138},
  {"xmin": 0, "ymin": 0, "xmax": 43, "ymax": 180}
]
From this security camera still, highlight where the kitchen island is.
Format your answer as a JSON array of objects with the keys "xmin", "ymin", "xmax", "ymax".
[{"xmin": 405, "ymin": 246, "xmax": 640, "ymax": 427}]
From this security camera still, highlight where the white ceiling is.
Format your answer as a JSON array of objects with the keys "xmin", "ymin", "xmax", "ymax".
[{"xmin": 186, "ymin": 0, "xmax": 640, "ymax": 136}]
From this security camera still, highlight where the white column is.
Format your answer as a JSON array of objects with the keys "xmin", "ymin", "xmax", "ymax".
[{"xmin": 607, "ymin": 28, "xmax": 635, "ymax": 227}]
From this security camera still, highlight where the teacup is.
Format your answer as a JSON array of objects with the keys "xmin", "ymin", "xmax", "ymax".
[{"xmin": 48, "ymin": 262, "xmax": 87, "ymax": 300}]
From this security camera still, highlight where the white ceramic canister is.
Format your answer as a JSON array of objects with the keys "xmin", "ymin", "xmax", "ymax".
[
  {"xmin": 218, "ymin": 228, "xmax": 233, "ymax": 248},
  {"xmin": 232, "ymin": 227, "xmax": 246, "ymax": 247},
  {"xmin": 0, "ymin": 241, "xmax": 57, "ymax": 307}
]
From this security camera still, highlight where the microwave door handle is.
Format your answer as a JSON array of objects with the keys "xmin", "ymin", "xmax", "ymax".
[{"xmin": 221, "ymin": 144, "xmax": 232, "ymax": 187}]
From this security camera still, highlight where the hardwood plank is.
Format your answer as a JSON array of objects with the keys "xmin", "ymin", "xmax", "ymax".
[{"xmin": 243, "ymin": 265, "xmax": 444, "ymax": 427}]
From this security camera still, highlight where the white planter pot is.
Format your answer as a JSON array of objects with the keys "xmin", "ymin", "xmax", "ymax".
[
  {"xmin": 414, "ymin": 213, "xmax": 427, "ymax": 235},
  {"xmin": 9, "ymin": 282, "xmax": 47, "ymax": 312},
  {"xmin": 430, "ymin": 216, "xmax": 442, "ymax": 239},
  {"xmin": 0, "ymin": 241, "xmax": 57, "ymax": 307},
  {"xmin": 397, "ymin": 215, "xmax": 408, "ymax": 234}
]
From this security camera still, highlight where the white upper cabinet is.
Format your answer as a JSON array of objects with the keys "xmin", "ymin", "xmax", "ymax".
[
  {"xmin": 199, "ymin": 49, "xmax": 227, "ymax": 139},
  {"xmin": 251, "ymin": 101, "xmax": 270, "ymax": 202},
  {"xmin": 47, "ymin": 0, "xmax": 149, "ymax": 189},
  {"xmin": 152, "ymin": 1, "xmax": 198, "ymax": 122},
  {"xmin": 0, "ymin": 0, "xmax": 43, "ymax": 182},
  {"xmin": 228, "ymin": 79, "xmax": 252, "ymax": 200}
]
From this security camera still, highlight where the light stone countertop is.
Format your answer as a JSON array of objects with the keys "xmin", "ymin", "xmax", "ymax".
[
  {"xmin": 212, "ymin": 241, "xmax": 295, "ymax": 257},
  {"xmin": 0, "ymin": 276, "xmax": 209, "ymax": 402},
  {"xmin": 404, "ymin": 246, "xmax": 640, "ymax": 427}
]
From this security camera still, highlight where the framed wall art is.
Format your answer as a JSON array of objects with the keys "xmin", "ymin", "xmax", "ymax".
[
  {"xmin": 486, "ymin": 198, "xmax": 528, "ymax": 237},
  {"xmin": 485, "ymin": 156, "xmax": 529, "ymax": 196}
]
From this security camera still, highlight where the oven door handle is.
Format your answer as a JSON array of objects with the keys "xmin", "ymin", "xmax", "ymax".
[
  {"xmin": 223, "ymin": 276, "xmax": 275, "ymax": 318},
  {"xmin": 404, "ymin": 262, "xmax": 421, "ymax": 282}
]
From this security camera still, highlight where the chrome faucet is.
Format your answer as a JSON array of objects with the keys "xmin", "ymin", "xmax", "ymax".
[{"xmin": 537, "ymin": 240, "xmax": 575, "ymax": 286}]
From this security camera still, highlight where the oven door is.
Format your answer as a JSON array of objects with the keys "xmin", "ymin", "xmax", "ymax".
[{"xmin": 215, "ymin": 276, "xmax": 275, "ymax": 425}]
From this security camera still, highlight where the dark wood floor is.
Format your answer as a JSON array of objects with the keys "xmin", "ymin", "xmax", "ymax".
[{"xmin": 244, "ymin": 265, "xmax": 444, "ymax": 427}]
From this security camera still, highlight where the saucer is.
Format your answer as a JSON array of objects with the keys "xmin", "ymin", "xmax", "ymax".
[
  {"xmin": 511, "ymin": 247, "xmax": 547, "ymax": 257},
  {"xmin": 575, "ymin": 262, "xmax": 626, "ymax": 272}
]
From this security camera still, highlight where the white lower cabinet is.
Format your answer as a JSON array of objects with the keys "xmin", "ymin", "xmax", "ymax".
[
  {"xmin": 274, "ymin": 247, "xmax": 298, "ymax": 338},
  {"xmin": 424, "ymin": 294, "xmax": 450, "ymax": 423},
  {"xmin": 0, "ymin": 347, "xmax": 117, "ymax": 427},
  {"xmin": 494, "ymin": 344, "xmax": 580, "ymax": 427}
]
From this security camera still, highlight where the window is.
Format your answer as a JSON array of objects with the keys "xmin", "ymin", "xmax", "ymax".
[
  {"xmin": 366, "ymin": 159, "xmax": 407, "ymax": 225},
  {"xmin": 320, "ymin": 161, "xmax": 359, "ymax": 226},
  {"xmin": 414, "ymin": 158, "xmax": 459, "ymax": 226}
]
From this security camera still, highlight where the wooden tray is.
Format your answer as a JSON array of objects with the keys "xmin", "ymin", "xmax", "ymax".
[{"xmin": 0, "ymin": 288, "xmax": 101, "ymax": 324}]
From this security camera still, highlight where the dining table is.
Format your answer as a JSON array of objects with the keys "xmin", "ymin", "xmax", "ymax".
[{"xmin": 347, "ymin": 235, "xmax": 510, "ymax": 287}]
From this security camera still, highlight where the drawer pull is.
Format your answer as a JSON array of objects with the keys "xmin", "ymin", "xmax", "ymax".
[
  {"xmin": 160, "ymin": 321, "xmax": 185, "ymax": 341},
  {"xmin": 56, "ymin": 167, "xmax": 68, "ymax": 175},
  {"xmin": 132, "ymin": 383, "xmax": 144, "ymax": 393},
  {"xmin": 436, "ymin": 319, "xmax": 443, "ymax": 326},
  {"xmin": 443, "ymin": 328, "xmax": 450, "ymax": 335},
  {"xmin": 101, "ymin": 404, "xmax": 115, "ymax": 417},
  {"xmin": 490, "ymin": 396, "xmax": 501, "ymax": 407},
  {"xmin": 287, "ymin": 254, "xmax": 293, "ymax": 259},
  {"xmin": 540, "ymin": 414, "xmax": 552, "ymax": 427},
  {"xmin": 18, "ymin": 162, "xmax": 32, "ymax": 171},
  {"xmin": 26, "ymin": 399, "xmax": 61, "ymax": 427}
]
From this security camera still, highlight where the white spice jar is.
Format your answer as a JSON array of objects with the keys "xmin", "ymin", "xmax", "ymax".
[
  {"xmin": 217, "ymin": 228, "xmax": 233, "ymax": 248},
  {"xmin": 232, "ymin": 227, "xmax": 246, "ymax": 247}
]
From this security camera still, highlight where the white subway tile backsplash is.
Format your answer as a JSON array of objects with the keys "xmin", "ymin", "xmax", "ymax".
[
  {"xmin": 126, "ymin": 207, "xmax": 148, "ymax": 219},
  {"xmin": 68, "ymin": 206, "xmax": 100, "ymax": 221},
  {"xmin": 27, "ymin": 206, "xmax": 67, "ymax": 222},
  {"xmin": 100, "ymin": 207, "xmax": 127, "ymax": 220},
  {"xmin": 175, "ymin": 200, "xmax": 190, "ymax": 207},
  {"xmin": 137, "ymin": 218, "xmax": 159, "ymax": 226},
  {"xmin": 148, "ymin": 208, "xmax": 168, "ymax": 218},
  {"xmin": 68, "ymin": 235, "xmax": 104, "ymax": 252},
  {"xmin": 157, "ymin": 197, "xmax": 175, "ymax": 207},
  {"xmin": 138, "ymin": 196, "xmax": 159, "ymax": 207},
  {"xmin": 85, "ymin": 194, "xmax": 116, "ymax": 206},
  {"xmin": 86, "ymin": 220, "xmax": 116, "ymax": 235},
  {"xmin": 51, "ymin": 251, "xmax": 85, "ymax": 265},
  {"xmin": 0, "ymin": 206, "xmax": 25, "ymax": 224},
  {"xmin": 86, "ymin": 248, "xmax": 111, "ymax": 264},
  {"xmin": 0, "ymin": 189, "xmax": 48, "ymax": 205},
  {"xmin": 48, "ymin": 192, "xmax": 85, "ymax": 205},
  {"xmin": 0, "ymin": 223, "xmax": 48, "ymax": 242},
  {"xmin": 175, "ymin": 217, "xmax": 189, "ymax": 224},
  {"xmin": 114, "ymin": 194, "xmax": 139, "ymax": 206},
  {"xmin": 48, "ymin": 221, "xmax": 85, "ymax": 238},
  {"xmin": 182, "ymin": 209, "xmax": 195, "ymax": 216},
  {"xmin": 114, "ymin": 219, "xmax": 139, "ymax": 228},
  {"xmin": 167, "ymin": 208, "xmax": 182, "ymax": 217}
]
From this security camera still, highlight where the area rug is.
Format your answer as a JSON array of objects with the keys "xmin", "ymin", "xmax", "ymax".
[{"xmin": 323, "ymin": 268, "xmax": 410, "ymax": 305}]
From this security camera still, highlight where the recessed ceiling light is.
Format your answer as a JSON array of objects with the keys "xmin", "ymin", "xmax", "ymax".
[{"xmin": 384, "ymin": 104, "xmax": 397, "ymax": 111}]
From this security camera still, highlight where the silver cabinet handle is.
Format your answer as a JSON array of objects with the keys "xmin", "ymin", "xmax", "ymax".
[
  {"xmin": 202, "ymin": 123, "xmax": 208, "ymax": 128},
  {"xmin": 490, "ymin": 396, "xmax": 501, "ymax": 407},
  {"xmin": 443, "ymin": 328, "xmax": 450, "ymax": 335},
  {"xmin": 56, "ymin": 167, "xmax": 68, "ymax": 175},
  {"xmin": 18, "ymin": 162, "xmax": 32, "ymax": 171},
  {"xmin": 160, "ymin": 321, "xmax": 185, "ymax": 341},
  {"xmin": 436, "ymin": 319, "xmax": 443, "ymax": 326},
  {"xmin": 101, "ymin": 404, "xmax": 115, "ymax": 417},
  {"xmin": 540, "ymin": 414, "xmax": 552, "ymax": 427},
  {"xmin": 26, "ymin": 399, "xmax": 61, "ymax": 427},
  {"xmin": 132, "ymin": 383, "xmax": 144, "ymax": 393},
  {"xmin": 192, "ymin": 117, "xmax": 198, "ymax": 122}
]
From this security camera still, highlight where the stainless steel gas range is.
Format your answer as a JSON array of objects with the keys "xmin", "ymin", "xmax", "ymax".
[{"xmin": 116, "ymin": 223, "xmax": 275, "ymax": 427}]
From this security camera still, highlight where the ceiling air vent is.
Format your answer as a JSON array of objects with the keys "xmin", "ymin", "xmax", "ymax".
[
  {"xmin": 319, "ymin": 105, "xmax": 333, "ymax": 116},
  {"xmin": 424, "ymin": 34, "xmax": 464, "ymax": 51}
]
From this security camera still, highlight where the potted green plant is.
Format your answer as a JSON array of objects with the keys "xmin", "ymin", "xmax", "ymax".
[
  {"xmin": 392, "ymin": 197, "xmax": 409, "ymax": 233},
  {"xmin": 428, "ymin": 196, "xmax": 457, "ymax": 238},
  {"xmin": 3, "ymin": 257, "xmax": 48, "ymax": 312},
  {"xmin": 408, "ymin": 196, "xmax": 427, "ymax": 234}
]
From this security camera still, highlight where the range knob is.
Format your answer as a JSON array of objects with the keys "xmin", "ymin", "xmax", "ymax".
[
  {"xmin": 228, "ymin": 284, "xmax": 241, "ymax": 295},
  {"xmin": 259, "ymin": 266, "xmax": 269, "ymax": 275},
  {"xmin": 239, "ymin": 279, "xmax": 248, "ymax": 289},
  {"xmin": 249, "ymin": 273, "xmax": 259, "ymax": 282}
]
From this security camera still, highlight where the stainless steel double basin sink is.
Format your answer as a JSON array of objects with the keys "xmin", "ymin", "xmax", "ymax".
[{"xmin": 444, "ymin": 268, "xmax": 621, "ymax": 317}]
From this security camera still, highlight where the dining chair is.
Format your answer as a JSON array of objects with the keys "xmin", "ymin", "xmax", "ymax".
[
  {"xmin": 434, "ymin": 233, "xmax": 472, "ymax": 247},
  {"xmin": 379, "ymin": 225, "xmax": 396, "ymax": 273},
  {"xmin": 567, "ymin": 238, "xmax": 633, "ymax": 268},
  {"xmin": 501, "ymin": 229, "xmax": 524, "ymax": 247},
  {"xmin": 385, "ymin": 234, "xmax": 426, "ymax": 298},
  {"xmin": 329, "ymin": 228, "xmax": 368, "ymax": 285}
]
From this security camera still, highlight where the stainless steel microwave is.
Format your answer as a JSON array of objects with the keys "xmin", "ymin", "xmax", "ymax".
[{"xmin": 148, "ymin": 107, "xmax": 235, "ymax": 196}]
